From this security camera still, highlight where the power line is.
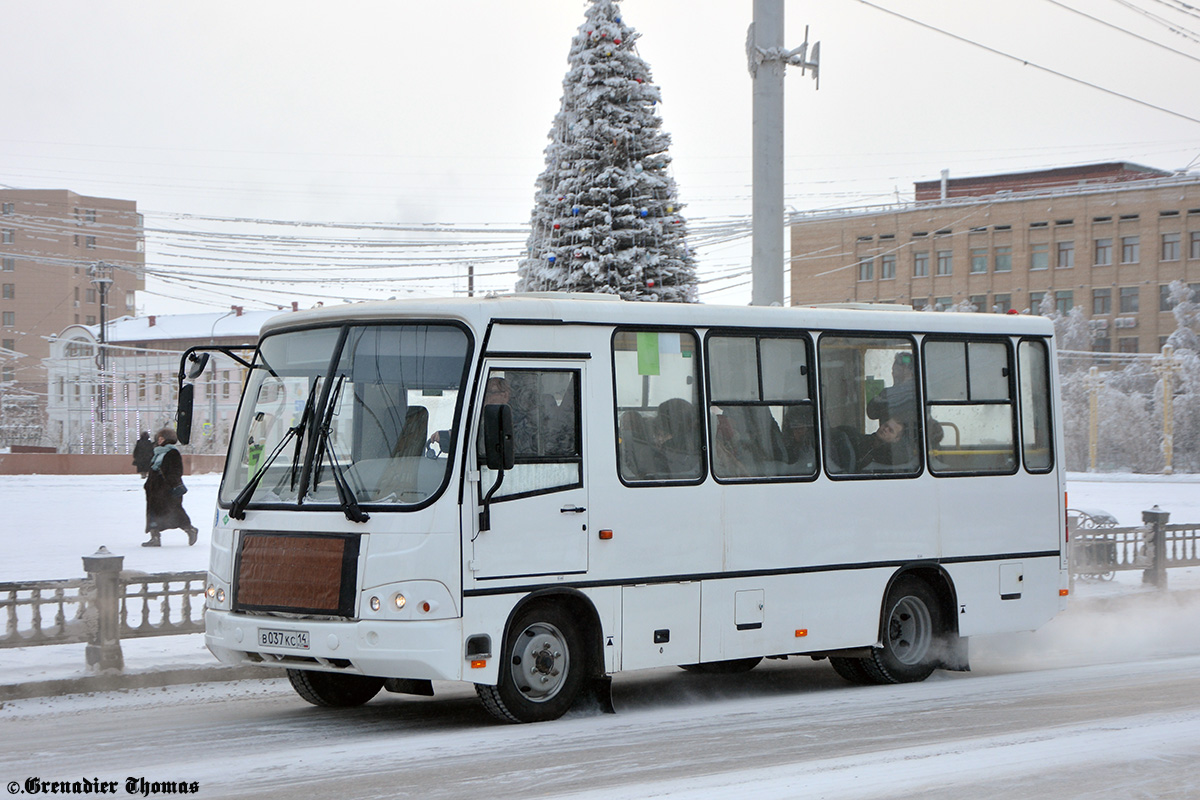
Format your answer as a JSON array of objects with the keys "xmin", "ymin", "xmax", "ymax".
[
  {"xmin": 1043, "ymin": 0, "xmax": 1200, "ymax": 64},
  {"xmin": 857, "ymin": 0, "xmax": 1200, "ymax": 127}
]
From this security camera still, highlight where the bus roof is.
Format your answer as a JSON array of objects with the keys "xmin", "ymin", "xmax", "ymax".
[{"xmin": 257, "ymin": 293, "xmax": 1056, "ymax": 339}]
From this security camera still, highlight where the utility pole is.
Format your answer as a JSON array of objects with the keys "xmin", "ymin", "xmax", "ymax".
[{"xmin": 747, "ymin": 1, "xmax": 819, "ymax": 307}]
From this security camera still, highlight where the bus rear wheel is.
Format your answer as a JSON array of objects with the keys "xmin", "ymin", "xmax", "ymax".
[
  {"xmin": 863, "ymin": 576, "xmax": 943, "ymax": 684},
  {"xmin": 829, "ymin": 656, "xmax": 875, "ymax": 685},
  {"xmin": 476, "ymin": 603, "xmax": 586, "ymax": 723},
  {"xmin": 287, "ymin": 669, "xmax": 384, "ymax": 707}
]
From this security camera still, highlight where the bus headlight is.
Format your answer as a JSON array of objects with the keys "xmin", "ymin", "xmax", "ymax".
[
  {"xmin": 394, "ymin": 593, "xmax": 407, "ymax": 610},
  {"xmin": 205, "ymin": 581, "xmax": 229, "ymax": 609}
]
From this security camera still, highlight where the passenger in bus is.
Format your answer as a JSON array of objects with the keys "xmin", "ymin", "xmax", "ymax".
[
  {"xmin": 781, "ymin": 405, "xmax": 816, "ymax": 470},
  {"xmin": 619, "ymin": 411, "xmax": 663, "ymax": 480},
  {"xmin": 867, "ymin": 352, "xmax": 915, "ymax": 421},
  {"xmin": 655, "ymin": 398, "xmax": 701, "ymax": 478},
  {"xmin": 851, "ymin": 414, "xmax": 912, "ymax": 472}
]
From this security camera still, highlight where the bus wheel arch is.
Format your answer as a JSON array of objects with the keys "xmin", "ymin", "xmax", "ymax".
[
  {"xmin": 865, "ymin": 567, "xmax": 959, "ymax": 684},
  {"xmin": 476, "ymin": 590, "xmax": 602, "ymax": 723}
]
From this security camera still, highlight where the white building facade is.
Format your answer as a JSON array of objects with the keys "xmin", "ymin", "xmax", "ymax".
[{"xmin": 44, "ymin": 308, "xmax": 287, "ymax": 454}]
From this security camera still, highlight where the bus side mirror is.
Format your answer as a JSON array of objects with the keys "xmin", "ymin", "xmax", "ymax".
[
  {"xmin": 176, "ymin": 383, "xmax": 195, "ymax": 445},
  {"xmin": 482, "ymin": 404, "xmax": 514, "ymax": 471},
  {"xmin": 185, "ymin": 352, "xmax": 211, "ymax": 380}
]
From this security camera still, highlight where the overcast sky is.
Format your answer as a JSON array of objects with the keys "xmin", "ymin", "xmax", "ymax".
[{"xmin": 4, "ymin": 0, "xmax": 1199, "ymax": 313}]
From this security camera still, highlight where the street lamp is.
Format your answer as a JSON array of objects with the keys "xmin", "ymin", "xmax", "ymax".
[{"xmin": 89, "ymin": 262, "xmax": 114, "ymax": 451}]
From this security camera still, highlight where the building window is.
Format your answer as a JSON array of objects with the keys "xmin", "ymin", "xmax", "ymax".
[
  {"xmin": 994, "ymin": 246, "xmax": 1012, "ymax": 272},
  {"xmin": 912, "ymin": 298, "xmax": 927, "ymax": 310},
  {"xmin": 85, "ymin": 315, "xmax": 97, "ymax": 325},
  {"xmin": 1093, "ymin": 337, "xmax": 1111, "ymax": 353},
  {"xmin": 1055, "ymin": 291, "xmax": 1073, "ymax": 315},
  {"xmin": 1118, "ymin": 337, "xmax": 1139, "ymax": 354},
  {"xmin": 2, "ymin": 338, "xmax": 13, "ymax": 351},
  {"xmin": 1093, "ymin": 288, "xmax": 1111, "ymax": 315},
  {"xmin": 936, "ymin": 250, "xmax": 952, "ymax": 276},
  {"xmin": 222, "ymin": 370, "xmax": 231, "ymax": 398},
  {"xmin": 970, "ymin": 248, "xmax": 987, "ymax": 273},
  {"xmin": 1, "ymin": 284, "xmax": 12, "ymax": 300},
  {"xmin": 1121, "ymin": 235, "xmax": 1139, "ymax": 264},
  {"xmin": 1057, "ymin": 241, "xmax": 1074, "ymax": 268},
  {"xmin": 1, "ymin": 203, "xmax": 13, "ymax": 215},
  {"xmin": 1, "ymin": 230, "xmax": 13, "ymax": 244},
  {"xmin": 1030, "ymin": 243, "xmax": 1049, "ymax": 270},
  {"xmin": 914, "ymin": 251, "xmax": 929, "ymax": 277},
  {"xmin": 1119, "ymin": 286, "xmax": 1139, "ymax": 314},
  {"xmin": 85, "ymin": 288, "xmax": 97, "ymax": 303},
  {"xmin": 85, "ymin": 235, "xmax": 97, "ymax": 249},
  {"xmin": 1, "ymin": 258, "xmax": 12, "ymax": 272},
  {"xmin": 992, "ymin": 293, "xmax": 1011, "ymax": 313},
  {"xmin": 2, "ymin": 311, "xmax": 13, "ymax": 327},
  {"xmin": 857, "ymin": 257, "xmax": 874, "ymax": 281},
  {"xmin": 1095, "ymin": 238, "xmax": 1112, "ymax": 266},
  {"xmin": 1191, "ymin": 231, "xmax": 1200, "ymax": 260},
  {"xmin": 970, "ymin": 294, "xmax": 987, "ymax": 311},
  {"xmin": 1162, "ymin": 232, "xmax": 1181, "ymax": 261},
  {"xmin": 1160, "ymin": 284, "xmax": 1180, "ymax": 311},
  {"xmin": 880, "ymin": 253, "xmax": 895, "ymax": 279},
  {"xmin": 1030, "ymin": 291, "xmax": 1046, "ymax": 315}
]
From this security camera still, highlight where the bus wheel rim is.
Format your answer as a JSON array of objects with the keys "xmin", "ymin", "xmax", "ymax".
[
  {"xmin": 511, "ymin": 622, "xmax": 570, "ymax": 703},
  {"xmin": 887, "ymin": 596, "xmax": 932, "ymax": 666}
]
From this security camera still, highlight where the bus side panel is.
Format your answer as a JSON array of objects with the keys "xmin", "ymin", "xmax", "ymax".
[
  {"xmin": 946, "ymin": 556, "xmax": 1063, "ymax": 637},
  {"xmin": 697, "ymin": 570, "xmax": 889, "ymax": 662}
]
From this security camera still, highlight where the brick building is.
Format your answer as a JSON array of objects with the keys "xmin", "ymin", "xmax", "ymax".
[
  {"xmin": 0, "ymin": 189, "xmax": 144, "ymax": 446},
  {"xmin": 789, "ymin": 163, "xmax": 1200, "ymax": 354}
]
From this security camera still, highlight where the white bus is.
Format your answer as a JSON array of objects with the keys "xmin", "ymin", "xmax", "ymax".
[{"xmin": 185, "ymin": 294, "xmax": 1067, "ymax": 723}]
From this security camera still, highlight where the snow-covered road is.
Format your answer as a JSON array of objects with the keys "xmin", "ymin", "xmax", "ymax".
[{"xmin": 2, "ymin": 643, "xmax": 1198, "ymax": 799}]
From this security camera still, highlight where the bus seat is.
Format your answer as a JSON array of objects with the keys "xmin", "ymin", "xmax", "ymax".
[
  {"xmin": 828, "ymin": 426, "xmax": 857, "ymax": 473},
  {"xmin": 392, "ymin": 406, "xmax": 429, "ymax": 458}
]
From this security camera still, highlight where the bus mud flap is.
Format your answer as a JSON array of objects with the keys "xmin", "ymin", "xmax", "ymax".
[
  {"xmin": 574, "ymin": 675, "xmax": 616, "ymax": 716},
  {"xmin": 383, "ymin": 678, "xmax": 435, "ymax": 696}
]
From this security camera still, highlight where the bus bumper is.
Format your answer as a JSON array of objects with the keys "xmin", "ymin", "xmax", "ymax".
[{"xmin": 204, "ymin": 609, "xmax": 467, "ymax": 682}]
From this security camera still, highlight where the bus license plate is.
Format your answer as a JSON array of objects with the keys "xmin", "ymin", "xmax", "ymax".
[{"xmin": 258, "ymin": 628, "xmax": 310, "ymax": 650}]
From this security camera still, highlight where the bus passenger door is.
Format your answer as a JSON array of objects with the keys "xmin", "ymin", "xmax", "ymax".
[{"xmin": 469, "ymin": 362, "xmax": 588, "ymax": 580}]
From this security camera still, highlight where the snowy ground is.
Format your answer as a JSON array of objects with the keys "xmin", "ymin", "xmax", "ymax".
[{"xmin": 1, "ymin": 470, "xmax": 1198, "ymax": 686}]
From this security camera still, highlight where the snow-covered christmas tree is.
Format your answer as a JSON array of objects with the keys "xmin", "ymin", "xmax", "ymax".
[{"xmin": 516, "ymin": 0, "xmax": 698, "ymax": 302}]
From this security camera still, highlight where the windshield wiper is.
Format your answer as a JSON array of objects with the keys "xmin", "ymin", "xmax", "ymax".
[
  {"xmin": 313, "ymin": 376, "xmax": 370, "ymax": 523},
  {"xmin": 229, "ymin": 378, "xmax": 319, "ymax": 520}
]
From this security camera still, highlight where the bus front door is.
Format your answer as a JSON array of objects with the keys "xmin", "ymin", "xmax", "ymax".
[{"xmin": 470, "ymin": 363, "xmax": 588, "ymax": 580}]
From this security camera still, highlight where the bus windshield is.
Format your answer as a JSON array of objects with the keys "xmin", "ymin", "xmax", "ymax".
[{"xmin": 219, "ymin": 323, "xmax": 471, "ymax": 510}]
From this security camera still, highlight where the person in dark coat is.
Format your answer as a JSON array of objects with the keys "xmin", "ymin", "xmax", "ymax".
[
  {"xmin": 131, "ymin": 431, "xmax": 154, "ymax": 478},
  {"xmin": 142, "ymin": 427, "xmax": 199, "ymax": 547}
]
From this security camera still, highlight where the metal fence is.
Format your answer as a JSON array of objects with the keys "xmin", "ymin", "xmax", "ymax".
[
  {"xmin": 1069, "ymin": 507, "xmax": 1200, "ymax": 590},
  {"xmin": 0, "ymin": 547, "xmax": 204, "ymax": 671}
]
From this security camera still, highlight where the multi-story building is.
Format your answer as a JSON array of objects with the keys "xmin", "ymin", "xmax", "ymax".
[
  {"xmin": 45, "ymin": 308, "xmax": 286, "ymax": 455},
  {"xmin": 0, "ymin": 189, "xmax": 145, "ymax": 446},
  {"xmin": 789, "ymin": 163, "xmax": 1200, "ymax": 354}
]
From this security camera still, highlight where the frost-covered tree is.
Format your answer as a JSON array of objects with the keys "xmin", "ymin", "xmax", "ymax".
[{"xmin": 516, "ymin": 0, "xmax": 697, "ymax": 302}]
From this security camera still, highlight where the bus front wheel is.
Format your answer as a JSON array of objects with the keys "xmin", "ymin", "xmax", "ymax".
[
  {"xmin": 287, "ymin": 669, "xmax": 384, "ymax": 707},
  {"xmin": 863, "ymin": 576, "xmax": 943, "ymax": 684},
  {"xmin": 476, "ymin": 603, "xmax": 586, "ymax": 723}
]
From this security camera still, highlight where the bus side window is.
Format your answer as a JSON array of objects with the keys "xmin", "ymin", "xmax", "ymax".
[
  {"xmin": 819, "ymin": 335, "xmax": 920, "ymax": 477},
  {"xmin": 1018, "ymin": 340, "xmax": 1054, "ymax": 472},
  {"xmin": 613, "ymin": 329, "xmax": 703, "ymax": 483},
  {"xmin": 923, "ymin": 339, "xmax": 1016, "ymax": 475}
]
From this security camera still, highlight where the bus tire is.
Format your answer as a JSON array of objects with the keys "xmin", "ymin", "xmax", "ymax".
[
  {"xmin": 829, "ymin": 656, "xmax": 875, "ymax": 685},
  {"xmin": 476, "ymin": 603, "xmax": 586, "ymax": 723},
  {"xmin": 863, "ymin": 576, "xmax": 943, "ymax": 684},
  {"xmin": 287, "ymin": 669, "xmax": 384, "ymax": 707},
  {"xmin": 679, "ymin": 657, "xmax": 762, "ymax": 674}
]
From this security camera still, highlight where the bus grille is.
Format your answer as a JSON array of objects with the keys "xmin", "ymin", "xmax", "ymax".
[{"xmin": 234, "ymin": 532, "xmax": 360, "ymax": 617}]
